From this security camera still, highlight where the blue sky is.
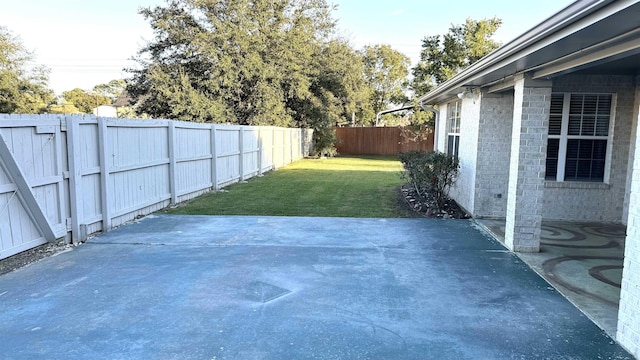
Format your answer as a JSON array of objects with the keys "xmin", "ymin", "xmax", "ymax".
[{"xmin": 1, "ymin": 0, "xmax": 573, "ymax": 95}]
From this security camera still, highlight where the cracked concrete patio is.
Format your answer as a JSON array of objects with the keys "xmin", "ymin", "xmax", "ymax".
[{"xmin": 0, "ymin": 215, "xmax": 632, "ymax": 359}]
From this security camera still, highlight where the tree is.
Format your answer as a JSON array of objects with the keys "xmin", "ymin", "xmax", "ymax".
[
  {"xmin": 47, "ymin": 101, "xmax": 81, "ymax": 114},
  {"xmin": 411, "ymin": 17, "xmax": 502, "ymax": 95},
  {"xmin": 93, "ymin": 79, "xmax": 127, "ymax": 102},
  {"xmin": 290, "ymin": 39, "xmax": 369, "ymax": 155},
  {"xmin": 62, "ymin": 88, "xmax": 111, "ymax": 113},
  {"xmin": 0, "ymin": 26, "xmax": 55, "ymax": 114},
  {"xmin": 128, "ymin": 0, "xmax": 339, "ymax": 126},
  {"xmin": 361, "ymin": 44, "xmax": 410, "ymax": 126},
  {"xmin": 127, "ymin": 0, "xmax": 373, "ymax": 155}
]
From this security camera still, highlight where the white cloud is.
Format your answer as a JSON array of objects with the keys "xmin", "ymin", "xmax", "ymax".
[{"xmin": 391, "ymin": 8, "xmax": 405, "ymax": 16}]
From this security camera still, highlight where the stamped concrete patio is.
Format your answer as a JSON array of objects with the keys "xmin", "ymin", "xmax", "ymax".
[
  {"xmin": 0, "ymin": 215, "xmax": 632, "ymax": 359},
  {"xmin": 476, "ymin": 219, "xmax": 626, "ymax": 340}
]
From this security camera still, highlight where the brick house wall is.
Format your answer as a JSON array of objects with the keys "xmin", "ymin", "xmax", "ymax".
[
  {"xmin": 442, "ymin": 75, "xmax": 636, "ymax": 222},
  {"xmin": 449, "ymin": 96, "xmax": 480, "ymax": 214},
  {"xmin": 618, "ymin": 74, "xmax": 640, "ymax": 358},
  {"xmin": 543, "ymin": 75, "xmax": 636, "ymax": 223},
  {"xmin": 473, "ymin": 93, "xmax": 514, "ymax": 218}
]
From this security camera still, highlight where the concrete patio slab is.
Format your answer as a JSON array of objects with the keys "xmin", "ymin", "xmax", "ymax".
[
  {"xmin": 476, "ymin": 219, "xmax": 625, "ymax": 339},
  {"xmin": 0, "ymin": 215, "xmax": 632, "ymax": 359}
]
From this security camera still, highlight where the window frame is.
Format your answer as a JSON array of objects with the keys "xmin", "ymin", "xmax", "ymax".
[
  {"xmin": 546, "ymin": 92, "xmax": 616, "ymax": 183},
  {"xmin": 446, "ymin": 100, "xmax": 461, "ymax": 158}
]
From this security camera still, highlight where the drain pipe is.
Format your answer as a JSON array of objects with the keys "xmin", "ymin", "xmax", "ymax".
[{"xmin": 419, "ymin": 102, "xmax": 439, "ymax": 151}]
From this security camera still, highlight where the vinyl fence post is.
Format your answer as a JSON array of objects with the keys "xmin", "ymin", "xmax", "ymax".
[
  {"xmin": 239, "ymin": 126, "xmax": 245, "ymax": 181},
  {"xmin": 258, "ymin": 128, "xmax": 263, "ymax": 175},
  {"xmin": 168, "ymin": 121, "xmax": 177, "ymax": 205},
  {"xmin": 290, "ymin": 128, "xmax": 294, "ymax": 163},
  {"xmin": 66, "ymin": 115, "xmax": 84, "ymax": 244},
  {"xmin": 272, "ymin": 127, "xmax": 277, "ymax": 169},
  {"xmin": 97, "ymin": 117, "xmax": 111, "ymax": 231},
  {"xmin": 211, "ymin": 125, "xmax": 219, "ymax": 190}
]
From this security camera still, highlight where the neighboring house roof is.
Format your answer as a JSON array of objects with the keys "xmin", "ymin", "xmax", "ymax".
[
  {"xmin": 418, "ymin": 0, "xmax": 640, "ymax": 104},
  {"xmin": 113, "ymin": 91, "xmax": 133, "ymax": 107}
]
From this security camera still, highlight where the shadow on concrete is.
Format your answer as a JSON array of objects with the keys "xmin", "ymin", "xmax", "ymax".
[{"xmin": 476, "ymin": 219, "xmax": 625, "ymax": 339}]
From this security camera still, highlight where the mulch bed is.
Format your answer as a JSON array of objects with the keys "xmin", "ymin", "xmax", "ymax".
[{"xmin": 401, "ymin": 184, "xmax": 471, "ymax": 219}]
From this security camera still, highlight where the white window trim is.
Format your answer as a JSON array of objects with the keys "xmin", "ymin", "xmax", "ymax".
[{"xmin": 547, "ymin": 93, "xmax": 615, "ymax": 183}]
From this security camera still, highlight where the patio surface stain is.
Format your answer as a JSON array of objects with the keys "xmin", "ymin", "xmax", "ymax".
[{"xmin": 0, "ymin": 215, "xmax": 632, "ymax": 359}]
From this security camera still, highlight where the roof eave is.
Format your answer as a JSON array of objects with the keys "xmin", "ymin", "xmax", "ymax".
[{"xmin": 417, "ymin": 0, "xmax": 622, "ymax": 105}]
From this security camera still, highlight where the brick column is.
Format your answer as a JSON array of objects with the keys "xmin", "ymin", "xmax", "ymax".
[
  {"xmin": 504, "ymin": 75, "xmax": 551, "ymax": 252},
  {"xmin": 617, "ymin": 75, "xmax": 640, "ymax": 358}
]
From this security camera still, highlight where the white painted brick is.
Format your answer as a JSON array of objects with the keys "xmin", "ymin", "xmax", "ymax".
[{"xmin": 617, "ymin": 74, "xmax": 640, "ymax": 359}]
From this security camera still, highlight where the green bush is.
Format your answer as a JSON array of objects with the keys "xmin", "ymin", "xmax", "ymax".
[
  {"xmin": 312, "ymin": 127, "xmax": 338, "ymax": 157},
  {"xmin": 398, "ymin": 150, "xmax": 459, "ymax": 211}
]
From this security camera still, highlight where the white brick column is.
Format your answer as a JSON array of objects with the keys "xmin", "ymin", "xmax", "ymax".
[
  {"xmin": 617, "ymin": 76, "xmax": 640, "ymax": 358},
  {"xmin": 504, "ymin": 75, "xmax": 551, "ymax": 252}
]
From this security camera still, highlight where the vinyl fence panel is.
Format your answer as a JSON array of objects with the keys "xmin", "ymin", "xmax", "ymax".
[
  {"xmin": 259, "ymin": 127, "xmax": 275, "ymax": 172},
  {"xmin": 104, "ymin": 119, "xmax": 172, "ymax": 228},
  {"xmin": 215, "ymin": 126, "xmax": 242, "ymax": 187},
  {"xmin": 242, "ymin": 127, "xmax": 261, "ymax": 179},
  {"xmin": 0, "ymin": 114, "xmax": 312, "ymax": 259},
  {"xmin": 174, "ymin": 122, "xmax": 215, "ymax": 202},
  {"xmin": 0, "ymin": 115, "xmax": 69, "ymax": 258}
]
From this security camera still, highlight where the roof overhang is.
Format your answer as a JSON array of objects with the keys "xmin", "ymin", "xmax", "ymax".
[{"xmin": 418, "ymin": 0, "xmax": 640, "ymax": 105}]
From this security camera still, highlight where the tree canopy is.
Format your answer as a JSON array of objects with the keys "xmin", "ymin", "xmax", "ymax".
[
  {"xmin": 0, "ymin": 26, "xmax": 55, "ymax": 114},
  {"xmin": 127, "ymin": 0, "xmax": 383, "ymax": 154},
  {"xmin": 361, "ymin": 44, "xmax": 410, "ymax": 125},
  {"xmin": 93, "ymin": 79, "xmax": 127, "ymax": 102},
  {"xmin": 62, "ymin": 88, "xmax": 111, "ymax": 113},
  {"xmin": 410, "ymin": 17, "xmax": 502, "ymax": 95},
  {"xmin": 127, "ymin": 0, "xmax": 364, "ymax": 128}
]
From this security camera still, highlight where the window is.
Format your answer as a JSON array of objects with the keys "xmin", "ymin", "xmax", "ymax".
[
  {"xmin": 546, "ymin": 93, "xmax": 613, "ymax": 182},
  {"xmin": 447, "ymin": 101, "xmax": 461, "ymax": 157}
]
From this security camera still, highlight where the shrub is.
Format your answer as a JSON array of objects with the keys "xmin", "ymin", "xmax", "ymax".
[
  {"xmin": 398, "ymin": 150, "xmax": 459, "ymax": 212},
  {"xmin": 312, "ymin": 127, "xmax": 338, "ymax": 157}
]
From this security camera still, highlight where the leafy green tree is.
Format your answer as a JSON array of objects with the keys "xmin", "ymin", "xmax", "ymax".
[
  {"xmin": 290, "ymin": 39, "xmax": 369, "ymax": 155},
  {"xmin": 93, "ymin": 79, "xmax": 127, "ymax": 102},
  {"xmin": 47, "ymin": 101, "xmax": 81, "ymax": 114},
  {"xmin": 127, "ymin": 0, "xmax": 373, "ymax": 154},
  {"xmin": 62, "ymin": 88, "xmax": 111, "ymax": 113},
  {"xmin": 128, "ymin": 0, "xmax": 338, "ymax": 126},
  {"xmin": 411, "ymin": 17, "xmax": 502, "ymax": 94},
  {"xmin": 0, "ymin": 26, "xmax": 55, "ymax": 114},
  {"xmin": 361, "ymin": 44, "xmax": 410, "ymax": 125}
]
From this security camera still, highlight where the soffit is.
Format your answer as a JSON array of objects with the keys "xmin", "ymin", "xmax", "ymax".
[{"xmin": 420, "ymin": 1, "xmax": 640, "ymax": 104}]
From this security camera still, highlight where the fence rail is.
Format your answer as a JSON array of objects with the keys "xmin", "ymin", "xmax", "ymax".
[
  {"xmin": 0, "ymin": 115, "xmax": 313, "ymax": 259},
  {"xmin": 336, "ymin": 126, "xmax": 433, "ymax": 156}
]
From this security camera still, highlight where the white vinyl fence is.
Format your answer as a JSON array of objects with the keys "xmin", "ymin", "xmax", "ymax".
[{"xmin": 0, "ymin": 114, "xmax": 313, "ymax": 260}]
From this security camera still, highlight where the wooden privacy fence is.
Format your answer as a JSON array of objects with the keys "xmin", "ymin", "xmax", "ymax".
[
  {"xmin": 0, "ymin": 114, "xmax": 313, "ymax": 260},
  {"xmin": 335, "ymin": 126, "xmax": 434, "ymax": 156}
]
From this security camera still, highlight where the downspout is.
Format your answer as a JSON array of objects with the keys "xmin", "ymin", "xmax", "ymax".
[{"xmin": 419, "ymin": 102, "xmax": 439, "ymax": 152}]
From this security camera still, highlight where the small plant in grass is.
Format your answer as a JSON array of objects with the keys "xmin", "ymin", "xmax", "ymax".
[{"xmin": 398, "ymin": 150, "xmax": 459, "ymax": 212}]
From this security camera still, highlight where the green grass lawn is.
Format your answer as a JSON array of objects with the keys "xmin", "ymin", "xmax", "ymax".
[{"xmin": 167, "ymin": 156, "xmax": 415, "ymax": 218}]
